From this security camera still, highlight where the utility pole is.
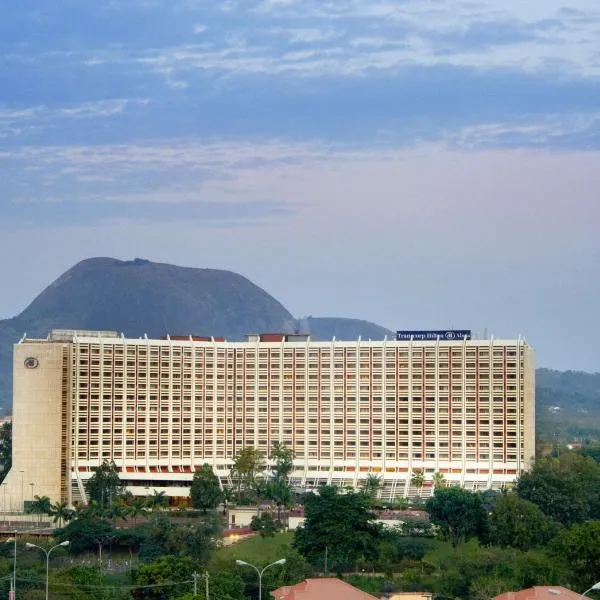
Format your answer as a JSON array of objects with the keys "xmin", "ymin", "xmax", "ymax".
[
  {"xmin": 324, "ymin": 545, "xmax": 328, "ymax": 575},
  {"xmin": 204, "ymin": 571, "xmax": 210, "ymax": 600},
  {"xmin": 192, "ymin": 571, "xmax": 199, "ymax": 597}
]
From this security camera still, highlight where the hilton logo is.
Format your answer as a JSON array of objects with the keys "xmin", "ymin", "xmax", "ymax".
[{"xmin": 24, "ymin": 357, "xmax": 39, "ymax": 369}]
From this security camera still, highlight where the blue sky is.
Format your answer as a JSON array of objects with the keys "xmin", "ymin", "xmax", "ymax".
[{"xmin": 1, "ymin": 0, "xmax": 600, "ymax": 371}]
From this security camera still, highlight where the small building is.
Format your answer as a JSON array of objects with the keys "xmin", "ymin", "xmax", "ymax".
[
  {"xmin": 493, "ymin": 587, "xmax": 583, "ymax": 600},
  {"xmin": 271, "ymin": 578, "xmax": 378, "ymax": 600}
]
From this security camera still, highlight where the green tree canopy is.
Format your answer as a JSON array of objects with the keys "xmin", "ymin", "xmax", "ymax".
[
  {"xmin": 516, "ymin": 453, "xmax": 600, "ymax": 525},
  {"xmin": 485, "ymin": 493, "xmax": 562, "ymax": 551},
  {"xmin": 293, "ymin": 485, "xmax": 381, "ymax": 572},
  {"xmin": 84, "ymin": 460, "xmax": 125, "ymax": 509},
  {"xmin": 134, "ymin": 555, "xmax": 197, "ymax": 600},
  {"xmin": 231, "ymin": 446, "xmax": 265, "ymax": 491},
  {"xmin": 190, "ymin": 464, "xmax": 223, "ymax": 513},
  {"xmin": 425, "ymin": 486, "xmax": 488, "ymax": 548},
  {"xmin": 549, "ymin": 520, "xmax": 600, "ymax": 591}
]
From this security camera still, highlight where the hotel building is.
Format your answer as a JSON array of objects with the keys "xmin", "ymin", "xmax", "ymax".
[{"xmin": 2, "ymin": 329, "xmax": 535, "ymax": 509}]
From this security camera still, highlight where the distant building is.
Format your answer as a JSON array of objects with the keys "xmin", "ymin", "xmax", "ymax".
[
  {"xmin": 271, "ymin": 577, "xmax": 378, "ymax": 600},
  {"xmin": 493, "ymin": 586, "xmax": 583, "ymax": 600},
  {"xmin": 2, "ymin": 329, "xmax": 535, "ymax": 509}
]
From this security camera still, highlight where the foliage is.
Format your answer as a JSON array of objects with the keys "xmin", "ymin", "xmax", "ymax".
[
  {"xmin": 173, "ymin": 571, "xmax": 246, "ymax": 600},
  {"xmin": 0, "ymin": 421, "xmax": 11, "ymax": 482},
  {"xmin": 26, "ymin": 495, "xmax": 52, "ymax": 516},
  {"xmin": 146, "ymin": 490, "xmax": 169, "ymax": 511},
  {"xmin": 431, "ymin": 472, "xmax": 446, "ymax": 488},
  {"xmin": 54, "ymin": 514, "xmax": 117, "ymax": 554},
  {"xmin": 579, "ymin": 445, "xmax": 600, "ymax": 463},
  {"xmin": 50, "ymin": 501, "xmax": 76, "ymax": 526},
  {"xmin": 516, "ymin": 453, "xmax": 600, "ymax": 525},
  {"xmin": 250, "ymin": 512, "xmax": 279, "ymax": 538},
  {"xmin": 190, "ymin": 464, "xmax": 223, "ymax": 513},
  {"xmin": 362, "ymin": 474, "xmax": 381, "ymax": 500},
  {"xmin": 85, "ymin": 461, "xmax": 126, "ymax": 509},
  {"xmin": 425, "ymin": 487, "xmax": 488, "ymax": 548},
  {"xmin": 485, "ymin": 492, "xmax": 562, "ymax": 551},
  {"xmin": 134, "ymin": 555, "xmax": 197, "ymax": 600},
  {"xmin": 549, "ymin": 521, "xmax": 600, "ymax": 591},
  {"xmin": 410, "ymin": 470, "xmax": 425, "ymax": 489},
  {"xmin": 293, "ymin": 485, "xmax": 381, "ymax": 572},
  {"xmin": 138, "ymin": 513, "xmax": 222, "ymax": 565},
  {"xmin": 231, "ymin": 447, "xmax": 265, "ymax": 492}
]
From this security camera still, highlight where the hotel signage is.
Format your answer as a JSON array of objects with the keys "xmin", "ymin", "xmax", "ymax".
[{"xmin": 396, "ymin": 330, "xmax": 472, "ymax": 341}]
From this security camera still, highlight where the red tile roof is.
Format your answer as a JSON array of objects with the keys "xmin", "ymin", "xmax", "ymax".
[
  {"xmin": 271, "ymin": 578, "xmax": 378, "ymax": 600},
  {"xmin": 494, "ymin": 586, "xmax": 582, "ymax": 600}
]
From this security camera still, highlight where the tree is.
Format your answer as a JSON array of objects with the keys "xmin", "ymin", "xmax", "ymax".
[
  {"xmin": 134, "ymin": 555, "xmax": 197, "ymax": 600},
  {"xmin": 516, "ymin": 453, "xmax": 600, "ymax": 526},
  {"xmin": 250, "ymin": 512, "xmax": 279, "ymax": 538},
  {"xmin": 147, "ymin": 489, "xmax": 169, "ymax": 511},
  {"xmin": 271, "ymin": 441, "xmax": 294, "ymax": 481},
  {"xmin": 432, "ymin": 472, "xmax": 446, "ymax": 488},
  {"xmin": 425, "ymin": 486, "xmax": 488, "ymax": 548},
  {"xmin": 231, "ymin": 446, "xmax": 266, "ymax": 494},
  {"xmin": 54, "ymin": 513, "xmax": 116, "ymax": 554},
  {"xmin": 362, "ymin": 474, "xmax": 381, "ymax": 501},
  {"xmin": 84, "ymin": 460, "xmax": 125, "ymax": 509},
  {"xmin": 50, "ymin": 501, "xmax": 76, "ymax": 527},
  {"xmin": 549, "ymin": 521, "xmax": 600, "ymax": 591},
  {"xmin": 173, "ymin": 572, "xmax": 246, "ymax": 600},
  {"xmin": 26, "ymin": 495, "xmax": 52, "ymax": 518},
  {"xmin": 485, "ymin": 493, "xmax": 562, "ymax": 551},
  {"xmin": 410, "ymin": 470, "xmax": 425, "ymax": 490},
  {"xmin": 293, "ymin": 485, "xmax": 381, "ymax": 572},
  {"xmin": 0, "ymin": 421, "xmax": 11, "ymax": 482},
  {"xmin": 190, "ymin": 464, "xmax": 223, "ymax": 513}
]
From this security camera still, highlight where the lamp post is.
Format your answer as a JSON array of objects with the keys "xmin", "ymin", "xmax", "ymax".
[
  {"xmin": 2, "ymin": 482, "xmax": 7, "ymax": 520},
  {"xmin": 235, "ymin": 558, "xmax": 286, "ymax": 600},
  {"xmin": 581, "ymin": 582, "xmax": 600, "ymax": 598},
  {"xmin": 5, "ymin": 536, "xmax": 17, "ymax": 599},
  {"xmin": 29, "ymin": 483, "xmax": 34, "ymax": 502},
  {"xmin": 26, "ymin": 541, "xmax": 70, "ymax": 600}
]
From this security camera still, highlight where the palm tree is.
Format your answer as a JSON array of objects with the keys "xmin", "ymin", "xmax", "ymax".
[
  {"xmin": 26, "ymin": 495, "xmax": 52, "ymax": 521},
  {"xmin": 410, "ymin": 469, "xmax": 425, "ymax": 491},
  {"xmin": 50, "ymin": 501, "xmax": 75, "ymax": 527},
  {"xmin": 128, "ymin": 497, "xmax": 149, "ymax": 522},
  {"xmin": 363, "ymin": 474, "xmax": 381, "ymax": 501},
  {"xmin": 148, "ymin": 490, "xmax": 168, "ymax": 511},
  {"xmin": 432, "ymin": 472, "xmax": 446, "ymax": 489}
]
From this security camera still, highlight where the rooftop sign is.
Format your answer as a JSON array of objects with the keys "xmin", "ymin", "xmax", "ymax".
[{"xmin": 396, "ymin": 330, "xmax": 472, "ymax": 341}]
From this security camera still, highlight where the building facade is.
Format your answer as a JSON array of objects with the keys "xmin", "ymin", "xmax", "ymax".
[{"xmin": 2, "ymin": 330, "xmax": 535, "ymax": 509}]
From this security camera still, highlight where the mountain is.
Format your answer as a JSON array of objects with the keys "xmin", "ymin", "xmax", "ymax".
[
  {"xmin": 0, "ymin": 257, "xmax": 390, "ymax": 408},
  {"xmin": 536, "ymin": 369, "xmax": 600, "ymax": 444},
  {"xmin": 299, "ymin": 316, "xmax": 394, "ymax": 341}
]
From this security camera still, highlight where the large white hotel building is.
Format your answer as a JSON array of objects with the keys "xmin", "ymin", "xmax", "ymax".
[{"xmin": 3, "ymin": 329, "xmax": 535, "ymax": 509}]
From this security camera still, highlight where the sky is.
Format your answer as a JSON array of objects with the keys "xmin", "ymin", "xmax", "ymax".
[{"xmin": 1, "ymin": 0, "xmax": 600, "ymax": 372}]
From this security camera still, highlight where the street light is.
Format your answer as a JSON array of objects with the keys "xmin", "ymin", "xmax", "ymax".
[
  {"xmin": 235, "ymin": 558, "xmax": 286, "ymax": 600},
  {"xmin": 29, "ymin": 483, "xmax": 34, "ymax": 501},
  {"xmin": 582, "ymin": 582, "xmax": 600, "ymax": 598},
  {"xmin": 26, "ymin": 541, "xmax": 70, "ymax": 600},
  {"xmin": 6, "ymin": 536, "xmax": 17, "ymax": 598}
]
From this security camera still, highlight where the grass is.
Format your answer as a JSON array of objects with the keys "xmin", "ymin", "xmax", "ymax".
[{"xmin": 211, "ymin": 532, "xmax": 294, "ymax": 569}]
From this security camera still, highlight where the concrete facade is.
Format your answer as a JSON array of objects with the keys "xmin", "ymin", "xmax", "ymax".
[{"xmin": 2, "ymin": 331, "xmax": 535, "ymax": 507}]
